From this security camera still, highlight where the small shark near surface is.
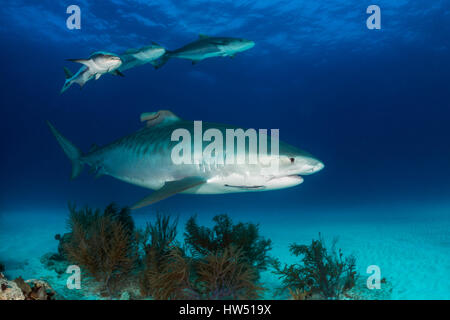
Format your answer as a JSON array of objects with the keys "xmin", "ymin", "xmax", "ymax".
[
  {"xmin": 61, "ymin": 52, "xmax": 123, "ymax": 93},
  {"xmin": 118, "ymin": 43, "xmax": 166, "ymax": 72},
  {"xmin": 47, "ymin": 110, "xmax": 323, "ymax": 209},
  {"xmin": 155, "ymin": 34, "xmax": 255, "ymax": 68}
]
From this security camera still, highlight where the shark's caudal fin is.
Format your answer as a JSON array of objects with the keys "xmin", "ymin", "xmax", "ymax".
[
  {"xmin": 46, "ymin": 121, "xmax": 84, "ymax": 179},
  {"xmin": 60, "ymin": 67, "xmax": 74, "ymax": 94},
  {"xmin": 60, "ymin": 79, "xmax": 73, "ymax": 94}
]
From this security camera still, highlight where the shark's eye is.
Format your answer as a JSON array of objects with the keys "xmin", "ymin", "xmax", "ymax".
[{"xmin": 290, "ymin": 157, "xmax": 295, "ymax": 164}]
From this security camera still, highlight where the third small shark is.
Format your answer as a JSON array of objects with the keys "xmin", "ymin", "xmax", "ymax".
[
  {"xmin": 155, "ymin": 34, "xmax": 255, "ymax": 68},
  {"xmin": 118, "ymin": 42, "xmax": 166, "ymax": 72}
]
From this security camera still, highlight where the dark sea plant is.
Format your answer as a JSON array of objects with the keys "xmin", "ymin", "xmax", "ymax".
[
  {"xmin": 139, "ymin": 214, "xmax": 265, "ymax": 300},
  {"xmin": 272, "ymin": 234, "xmax": 357, "ymax": 300},
  {"xmin": 138, "ymin": 213, "xmax": 181, "ymax": 297},
  {"xmin": 184, "ymin": 214, "xmax": 272, "ymax": 277},
  {"xmin": 141, "ymin": 245, "xmax": 263, "ymax": 300},
  {"xmin": 194, "ymin": 246, "xmax": 263, "ymax": 300},
  {"xmin": 142, "ymin": 246, "xmax": 193, "ymax": 300},
  {"xmin": 64, "ymin": 203, "xmax": 138, "ymax": 296}
]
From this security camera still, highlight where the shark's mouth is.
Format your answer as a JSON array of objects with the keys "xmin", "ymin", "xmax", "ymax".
[
  {"xmin": 224, "ymin": 184, "xmax": 265, "ymax": 190},
  {"xmin": 223, "ymin": 175, "xmax": 303, "ymax": 190}
]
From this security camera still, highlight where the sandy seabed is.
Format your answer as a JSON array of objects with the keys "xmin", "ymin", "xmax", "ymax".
[{"xmin": 1, "ymin": 204, "xmax": 449, "ymax": 300}]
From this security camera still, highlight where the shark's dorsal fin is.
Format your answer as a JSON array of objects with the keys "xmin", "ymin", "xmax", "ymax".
[
  {"xmin": 112, "ymin": 70, "xmax": 125, "ymax": 77},
  {"xmin": 125, "ymin": 48, "xmax": 139, "ymax": 54},
  {"xmin": 199, "ymin": 34, "xmax": 210, "ymax": 39},
  {"xmin": 89, "ymin": 143, "xmax": 100, "ymax": 153},
  {"xmin": 67, "ymin": 58, "xmax": 92, "ymax": 68},
  {"xmin": 140, "ymin": 110, "xmax": 181, "ymax": 127},
  {"xmin": 63, "ymin": 67, "xmax": 73, "ymax": 79}
]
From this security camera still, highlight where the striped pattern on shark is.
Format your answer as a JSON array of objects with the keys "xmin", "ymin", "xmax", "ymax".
[{"xmin": 47, "ymin": 110, "xmax": 324, "ymax": 209}]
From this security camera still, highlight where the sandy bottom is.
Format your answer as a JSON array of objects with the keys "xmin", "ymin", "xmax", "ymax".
[{"xmin": 0, "ymin": 205, "xmax": 449, "ymax": 300}]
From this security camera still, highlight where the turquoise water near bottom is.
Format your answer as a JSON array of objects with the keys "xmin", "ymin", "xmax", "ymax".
[{"xmin": 0, "ymin": 202, "xmax": 449, "ymax": 300}]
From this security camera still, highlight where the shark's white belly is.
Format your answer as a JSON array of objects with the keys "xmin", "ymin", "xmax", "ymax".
[{"xmin": 186, "ymin": 174, "xmax": 304, "ymax": 194}]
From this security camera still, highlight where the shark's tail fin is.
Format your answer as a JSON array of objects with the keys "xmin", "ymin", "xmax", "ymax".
[
  {"xmin": 152, "ymin": 52, "xmax": 172, "ymax": 70},
  {"xmin": 47, "ymin": 121, "xmax": 84, "ymax": 179},
  {"xmin": 60, "ymin": 67, "xmax": 74, "ymax": 94}
]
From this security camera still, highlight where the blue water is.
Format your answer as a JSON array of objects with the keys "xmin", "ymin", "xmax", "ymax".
[{"xmin": 0, "ymin": 1, "xmax": 449, "ymax": 299}]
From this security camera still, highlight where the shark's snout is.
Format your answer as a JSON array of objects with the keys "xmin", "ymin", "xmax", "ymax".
[
  {"xmin": 239, "ymin": 39, "xmax": 255, "ymax": 51},
  {"xmin": 292, "ymin": 156, "xmax": 325, "ymax": 175},
  {"xmin": 303, "ymin": 159, "xmax": 324, "ymax": 174}
]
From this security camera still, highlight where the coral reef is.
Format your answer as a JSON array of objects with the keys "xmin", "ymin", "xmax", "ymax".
[
  {"xmin": 0, "ymin": 273, "xmax": 58, "ymax": 300},
  {"xmin": 0, "ymin": 273, "xmax": 25, "ymax": 300},
  {"xmin": 272, "ymin": 234, "xmax": 357, "ymax": 300},
  {"xmin": 35, "ymin": 205, "xmax": 374, "ymax": 301},
  {"xmin": 63, "ymin": 203, "xmax": 138, "ymax": 296},
  {"xmin": 184, "ymin": 214, "xmax": 272, "ymax": 277}
]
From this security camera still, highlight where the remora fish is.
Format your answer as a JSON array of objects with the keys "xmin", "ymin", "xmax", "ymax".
[
  {"xmin": 47, "ymin": 110, "xmax": 324, "ymax": 209},
  {"xmin": 61, "ymin": 51, "xmax": 124, "ymax": 93},
  {"xmin": 118, "ymin": 43, "xmax": 166, "ymax": 72},
  {"xmin": 155, "ymin": 34, "xmax": 255, "ymax": 68}
]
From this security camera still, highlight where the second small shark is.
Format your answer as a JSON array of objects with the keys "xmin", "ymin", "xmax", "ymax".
[
  {"xmin": 118, "ymin": 43, "xmax": 166, "ymax": 72},
  {"xmin": 155, "ymin": 34, "xmax": 255, "ymax": 68}
]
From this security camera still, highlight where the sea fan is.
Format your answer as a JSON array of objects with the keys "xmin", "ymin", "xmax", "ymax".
[
  {"xmin": 195, "ymin": 246, "xmax": 263, "ymax": 300},
  {"xmin": 184, "ymin": 214, "xmax": 272, "ymax": 277},
  {"xmin": 64, "ymin": 203, "xmax": 137, "ymax": 296},
  {"xmin": 272, "ymin": 234, "xmax": 358, "ymax": 300}
]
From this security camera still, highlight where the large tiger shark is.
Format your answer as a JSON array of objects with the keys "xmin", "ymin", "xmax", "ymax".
[{"xmin": 47, "ymin": 111, "xmax": 324, "ymax": 209}]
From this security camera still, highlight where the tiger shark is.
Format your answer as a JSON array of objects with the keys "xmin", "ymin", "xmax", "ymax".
[
  {"xmin": 47, "ymin": 110, "xmax": 324, "ymax": 209},
  {"xmin": 155, "ymin": 35, "xmax": 255, "ymax": 68}
]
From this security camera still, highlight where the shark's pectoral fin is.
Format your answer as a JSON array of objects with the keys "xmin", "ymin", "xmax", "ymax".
[
  {"xmin": 131, "ymin": 177, "xmax": 206, "ymax": 210},
  {"xmin": 112, "ymin": 70, "xmax": 125, "ymax": 77},
  {"xmin": 95, "ymin": 74, "xmax": 102, "ymax": 80},
  {"xmin": 140, "ymin": 110, "xmax": 181, "ymax": 127},
  {"xmin": 63, "ymin": 67, "xmax": 74, "ymax": 79},
  {"xmin": 150, "ymin": 60, "xmax": 161, "ymax": 68}
]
